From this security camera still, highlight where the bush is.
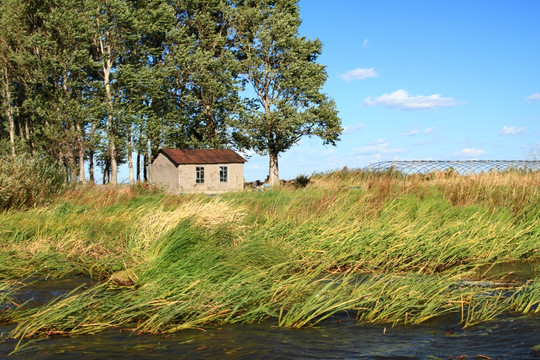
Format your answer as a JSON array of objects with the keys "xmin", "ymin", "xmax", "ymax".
[
  {"xmin": 294, "ymin": 174, "xmax": 311, "ymax": 188},
  {"xmin": 0, "ymin": 155, "xmax": 66, "ymax": 210}
]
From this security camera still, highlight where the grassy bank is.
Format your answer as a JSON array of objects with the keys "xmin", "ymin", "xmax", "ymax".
[{"xmin": 0, "ymin": 170, "xmax": 538, "ymax": 342}]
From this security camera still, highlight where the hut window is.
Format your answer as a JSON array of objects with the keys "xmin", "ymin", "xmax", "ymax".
[
  {"xmin": 220, "ymin": 166, "xmax": 228, "ymax": 183},
  {"xmin": 196, "ymin": 167, "xmax": 204, "ymax": 183}
]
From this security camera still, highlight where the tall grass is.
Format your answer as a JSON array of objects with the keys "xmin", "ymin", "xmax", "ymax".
[
  {"xmin": 0, "ymin": 169, "xmax": 538, "ymax": 341},
  {"xmin": 0, "ymin": 280, "xmax": 24, "ymax": 322},
  {"xmin": 0, "ymin": 155, "xmax": 65, "ymax": 210},
  {"xmin": 509, "ymin": 281, "xmax": 540, "ymax": 314}
]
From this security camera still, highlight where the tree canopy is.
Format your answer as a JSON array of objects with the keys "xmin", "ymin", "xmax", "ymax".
[
  {"xmin": 234, "ymin": 0, "xmax": 341, "ymax": 185},
  {"xmin": 0, "ymin": 0, "xmax": 341, "ymax": 185}
]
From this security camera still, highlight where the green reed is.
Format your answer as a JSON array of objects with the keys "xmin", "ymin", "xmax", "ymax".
[{"xmin": 0, "ymin": 170, "xmax": 538, "ymax": 343}]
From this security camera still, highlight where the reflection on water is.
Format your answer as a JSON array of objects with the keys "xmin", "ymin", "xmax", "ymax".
[
  {"xmin": 0, "ymin": 277, "xmax": 539, "ymax": 359},
  {"xmin": 472, "ymin": 262, "xmax": 539, "ymax": 282}
]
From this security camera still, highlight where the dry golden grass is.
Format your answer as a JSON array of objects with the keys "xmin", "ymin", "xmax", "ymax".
[
  {"xmin": 310, "ymin": 170, "xmax": 539, "ymax": 211},
  {"xmin": 60, "ymin": 185, "xmax": 139, "ymax": 208},
  {"xmin": 130, "ymin": 198, "xmax": 246, "ymax": 260},
  {"xmin": 311, "ymin": 169, "xmax": 539, "ymax": 189}
]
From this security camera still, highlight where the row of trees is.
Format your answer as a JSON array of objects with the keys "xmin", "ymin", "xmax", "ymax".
[{"xmin": 0, "ymin": 0, "xmax": 341, "ymax": 185}]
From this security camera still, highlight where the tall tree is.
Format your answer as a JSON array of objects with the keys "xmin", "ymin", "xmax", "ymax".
[
  {"xmin": 0, "ymin": 0, "xmax": 27, "ymax": 157},
  {"xmin": 2, "ymin": 0, "xmax": 340, "ymax": 187},
  {"xmin": 133, "ymin": 0, "xmax": 175, "ymax": 183},
  {"xmin": 86, "ymin": 0, "xmax": 139, "ymax": 184},
  {"xmin": 180, "ymin": 0, "xmax": 243, "ymax": 148},
  {"xmin": 234, "ymin": 0, "xmax": 341, "ymax": 185},
  {"xmin": 44, "ymin": 0, "xmax": 95, "ymax": 182}
]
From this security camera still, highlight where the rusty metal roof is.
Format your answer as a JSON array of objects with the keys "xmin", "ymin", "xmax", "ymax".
[{"xmin": 157, "ymin": 149, "xmax": 247, "ymax": 165}]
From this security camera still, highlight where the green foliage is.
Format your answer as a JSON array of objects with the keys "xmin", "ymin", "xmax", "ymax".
[
  {"xmin": 0, "ymin": 155, "xmax": 65, "ymax": 210},
  {"xmin": 1, "ymin": 0, "xmax": 340, "ymax": 185},
  {"xmin": 233, "ymin": 0, "xmax": 341, "ymax": 184}
]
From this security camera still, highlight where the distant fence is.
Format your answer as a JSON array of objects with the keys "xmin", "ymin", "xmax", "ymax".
[{"xmin": 364, "ymin": 160, "xmax": 540, "ymax": 175}]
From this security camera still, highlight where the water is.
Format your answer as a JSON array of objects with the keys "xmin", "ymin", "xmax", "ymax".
[
  {"xmin": 7, "ymin": 276, "xmax": 96, "ymax": 308},
  {"xmin": 1, "ymin": 277, "xmax": 539, "ymax": 359},
  {"xmin": 473, "ymin": 262, "xmax": 539, "ymax": 282},
  {"xmin": 2, "ymin": 316, "xmax": 539, "ymax": 359}
]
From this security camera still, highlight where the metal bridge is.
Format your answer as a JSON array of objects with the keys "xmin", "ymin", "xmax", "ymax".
[{"xmin": 364, "ymin": 160, "xmax": 540, "ymax": 175}]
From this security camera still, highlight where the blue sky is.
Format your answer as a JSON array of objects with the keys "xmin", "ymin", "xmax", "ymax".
[{"xmin": 242, "ymin": 0, "xmax": 540, "ymax": 181}]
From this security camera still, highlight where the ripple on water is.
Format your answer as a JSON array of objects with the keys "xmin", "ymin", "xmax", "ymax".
[
  {"xmin": 1, "ymin": 277, "xmax": 539, "ymax": 359},
  {"xmin": 1, "ymin": 314, "xmax": 539, "ymax": 359}
]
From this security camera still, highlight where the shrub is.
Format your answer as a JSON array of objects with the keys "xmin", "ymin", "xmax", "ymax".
[
  {"xmin": 0, "ymin": 154, "xmax": 66, "ymax": 210},
  {"xmin": 294, "ymin": 174, "xmax": 311, "ymax": 188}
]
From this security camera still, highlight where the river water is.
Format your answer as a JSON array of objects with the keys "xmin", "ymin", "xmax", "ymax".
[{"xmin": 1, "ymin": 277, "xmax": 539, "ymax": 359}]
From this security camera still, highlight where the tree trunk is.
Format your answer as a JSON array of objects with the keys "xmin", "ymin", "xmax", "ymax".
[
  {"xmin": 147, "ymin": 139, "xmax": 152, "ymax": 183},
  {"xmin": 78, "ymin": 148, "xmax": 86, "ymax": 184},
  {"xmin": 89, "ymin": 122, "xmax": 96, "ymax": 183},
  {"xmin": 136, "ymin": 151, "xmax": 141, "ymax": 182},
  {"xmin": 68, "ymin": 151, "xmax": 77, "ymax": 184},
  {"xmin": 17, "ymin": 117, "xmax": 24, "ymax": 140},
  {"xmin": 127, "ymin": 128, "xmax": 134, "ymax": 184},
  {"xmin": 268, "ymin": 151, "xmax": 279, "ymax": 186},
  {"xmin": 24, "ymin": 118, "xmax": 33, "ymax": 155},
  {"xmin": 104, "ymin": 64, "xmax": 117, "ymax": 185},
  {"xmin": 143, "ymin": 152, "xmax": 148, "ymax": 182},
  {"xmin": 103, "ymin": 159, "xmax": 109, "ymax": 185},
  {"xmin": 76, "ymin": 121, "xmax": 86, "ymax": 184},
  {"xmin": 89, "ymin": 150, "xmax": 95, "ymax": 183},
  {"xmin": 109, "ymin": 128, "xmax": 117, "ymax": 184},
  {"xmin": 264, "ymin": 96, "xmax": 279, "ymax": 186},
  {"xmin": 98, "ymin": 17, "xmax": 117, "ymax": 185},
  {"xmin": 128, "ymin": 150, "xmax": 134, "ymax": 184}
]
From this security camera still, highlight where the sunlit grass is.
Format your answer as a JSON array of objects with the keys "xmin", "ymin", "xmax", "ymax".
[{"xmin": 0, "ymin": 169, "xmax": 538, "ymax": 342}]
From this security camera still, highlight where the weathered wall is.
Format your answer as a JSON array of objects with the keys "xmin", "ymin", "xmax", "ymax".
[
  {"xmin": 178, "ymin": 163, "xmax": 244, "ymax": 193},
  {"xmin": 152, "ymin": 153, "xmax": 180, "ymax": 193},
  {"xmin": 152, "ymin": 154, "xmax": 244, "ymax": 193}
]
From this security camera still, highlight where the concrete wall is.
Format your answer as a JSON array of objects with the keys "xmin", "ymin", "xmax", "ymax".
[
  {"xmin": 152, "ymin": 153, "xmax": 180, "ymax": 193},
  {"xmin": 178, "ymin": 163, "xmax": 244, "ymax": 193},
  {"xmin": 152, "ymin": 153, "xmax": 244, "ymax": 193}
]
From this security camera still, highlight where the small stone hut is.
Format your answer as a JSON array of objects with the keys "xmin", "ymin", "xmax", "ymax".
[{"xmin": 152, "ymin": 148, "xmax": 246, "ymax": 193}]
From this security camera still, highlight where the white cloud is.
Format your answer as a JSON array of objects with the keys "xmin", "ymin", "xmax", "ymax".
[
  {"xmin": 364, "ymin": 89, "xmax": 462, "ymax": 110},
  {"xmin": 403, "ymin": 129, "xmax": 419, "ymax": 136},
  {"xmin": 411, "ymin": 140, "xmax": 432, "ymax": 146},
  {"xmin": 343, "ymin": 123, "xmax": 365, "ymax": 135},
  {"xmin": 340, "ymin": 68, "xmax": 378, "ymax": 82},
  {"xmin": 499, "ymin": 125, "xmax": 526, "ymax": 136},
  {"xmin": 404, "ymin": 127, "xmax": 435, "ymax": 136},
  {"xmin": 362, "ymin": 39, "xmax": 369, "ymax": 48},
  {"xmin": 351, "ymin": 139, "xmax": 406, "ymax": 156},
  {"xmin": 525, "ymin": 93, "xmax": 540, "ymax": 101},
  {"xmin": 458, "ymin": 148, "xmax": 486, "ymax": 157}
]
